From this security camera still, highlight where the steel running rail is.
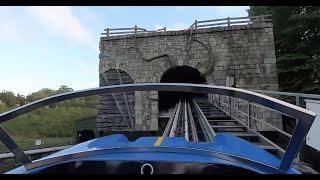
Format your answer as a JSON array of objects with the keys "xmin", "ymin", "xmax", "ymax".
[
  {"xmin": 169, "ymin": 100, "xmax": 182, "ymax": 137},
  {"xmin": 162, "ymin": 99, "xmax": 199, "ymax": 142},
  {"xmin": 191, "ymin": 99, "xmax": 216, "ymax": 142},
  {"xmin": 187, "ymin": 102, "xmax": 199, "ymax": 142},
  {"xmin": 162, "ymin": 101, "xmax": 180, "ymax": 137},
  {"xmin": 0, "ymin": 83, "xmax": 317, "ymax": 173}
]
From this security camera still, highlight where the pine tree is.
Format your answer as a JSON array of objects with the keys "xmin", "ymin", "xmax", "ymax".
[{"xmin": 248, "ymin": 6, "xmax": 320, "ymax": 93}]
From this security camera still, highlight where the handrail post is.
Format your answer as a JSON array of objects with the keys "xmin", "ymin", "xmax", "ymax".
[
  {"xmin": 134, "ymin": 25, "xmax": 137, "ymax": 46},
  {"xmin": 295, "ymin": 96, "xmax": 301, "ymax": 107},
  {"xmin": 295, "ymin": 95, "xmax": 302, "ymax": 127},
  {"xmin": 260, "ymin": 15, "xmax": 265, "ymax": 22},
  {"xmin": 237, "ymin": 99, "xmax": 239, "ymax": 111},
  {"xmin": 213, "ymin": 94, "xmax": 215, "ymax": 105},
  {"xmin": 228, "ymin": 96, "xmax": 231, "ymax": 115},
  {"xmin": 134, "ymin": 25, "xmax": 137, "ymax": 36},
  {"xmin": 247, "ymin": 102, "xmax": 252, "ymax": 130},
  {"xmin": 106, "ymin": 28, "xmax": 109, "ymax": 37},
  {"xmin": 227, "ymin": 17, "xmax": 230, "ymax": 26},
  {"xmin": 195, "ymin": 20, "xmax": 198, "ymax": 29},
  {"xmin": 295, "ymin": 95, "xmax": 301, "ymax": 163},
  {"xmin": 211, "ymin": 94, "xmax": 215, "ymax": 106}
]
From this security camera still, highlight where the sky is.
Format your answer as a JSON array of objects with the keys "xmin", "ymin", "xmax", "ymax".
[{"xmin": 0, "ymin": 6, "xmax": 249, "ymax": 96}]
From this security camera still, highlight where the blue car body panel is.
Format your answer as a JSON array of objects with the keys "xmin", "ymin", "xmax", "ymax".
[{"xmin": 6, "ymin": 133, "xmax": 300, "ymax": 174}]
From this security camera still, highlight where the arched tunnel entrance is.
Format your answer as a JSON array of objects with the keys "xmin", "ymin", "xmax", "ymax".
[{"xmin": 159, "ymin": 66, "xmax": 207, "ymax": 112}]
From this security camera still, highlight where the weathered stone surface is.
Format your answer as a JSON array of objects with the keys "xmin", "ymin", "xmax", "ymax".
[{"xmin": 99, "ymin": 22, "xmax": 281, "ymax": 131}]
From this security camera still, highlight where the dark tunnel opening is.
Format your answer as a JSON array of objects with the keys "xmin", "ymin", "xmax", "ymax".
[
  {"xmin": 77, "ymin": 130, "xmax": 95, "ymax": 143},
  {"xmin": 159, "ymin": 66, "xmax": 207, "ymax": 112}
]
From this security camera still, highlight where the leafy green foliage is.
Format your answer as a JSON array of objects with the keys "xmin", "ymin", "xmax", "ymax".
[
  {"xmin": 0, "ymin": 91, "xmax": 16, "ymax": 107},
  {"xmin": 248, "ymin": 6, "xmax": 320, "ymax": 94},
  {"xmin": 1, "ymin": 85, "xmax": 99, "ymax": 108},
  {"xmin": 16, "ymin": 94, "xmax": 26, "ymax": 106}
]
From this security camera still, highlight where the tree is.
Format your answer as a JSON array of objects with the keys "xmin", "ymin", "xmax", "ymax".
[
  {"xmin": 249, "ymin": 6, "xmax": 320, "ymax": 171},
  {"xmin": 247, "ymin": 6, "xmax": 320, "ymax": 93},
  {"xmin": 0, "ymin": 90, "xmax": 16, "ymax": 107},
  {"xmin": 26, "ymin": 88, "xmax": 55, "ymax": 104},
  {"xmin": 4, "ymin": 85, "xmax": 78, "ymax": 108},
  {"xmin": 16, "ymin": 94, "xmax": 26, "ymax": 106},
  {"xmin": 56, "ymin": 85, "xmax": 73, "ymax": 94},
  {"xmin": 54, "ymin": 85, "xmax": 74, "ymax": 108}
]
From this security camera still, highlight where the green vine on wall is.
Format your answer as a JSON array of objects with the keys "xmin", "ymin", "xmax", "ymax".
[
  {"xmin": 128, "ymin": 36, "xmax": 175, "ymax": 67},
  {"xmin": 128, "ymin": 29, "xmax": 215, "ymax": 76},
  {"xmin": 186, "ymin": 29, "xmax": 214, "ymax": 76}
]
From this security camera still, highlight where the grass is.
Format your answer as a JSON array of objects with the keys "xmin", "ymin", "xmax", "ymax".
[
  {"xmin": 0, "ymin": 137, "xmax": 76, "ymax": 173},
  {"xmin": 1, "ymin": 106, "xmax": 97, "ymax": 138},
  {"xmin": 0, "ymin": 137, "xmax": 75, "ymax": 153},
  {"xmin": 0, "ymin": 104, "xmax": 97, "ymax": 152},
  {"xmin": 0, "ymin": 105, "xmax": 97, "ymax": 173},
  {"xmin": 0, "ymin": 105, "xmax": 14, "ymax": 113},
  {"xmin": 0, "ymin": 136, "xmax": 76, "ymax": 173}
]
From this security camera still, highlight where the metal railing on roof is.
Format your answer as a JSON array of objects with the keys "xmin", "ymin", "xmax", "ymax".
[
  {"xmin": 101, "ymin": 15, "xmax": 272, "ymax": 37},
  {"xmin": 188, "ymin": 14, "xmax": 272, "ymax": 30},
  {"xmin": 101, "ymin": 25, "xmax": 166, "ymax": 37}
]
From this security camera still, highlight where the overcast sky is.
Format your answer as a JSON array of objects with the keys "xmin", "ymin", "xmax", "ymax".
[{"xmin": 0, "ymin": 6, "xmax": 249, "ymax": 96}]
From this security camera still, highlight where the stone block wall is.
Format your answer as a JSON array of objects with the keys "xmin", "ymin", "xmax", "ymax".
[{"xmin": 99, "ymin": 22, "xmax": 281, "ymax": 131}]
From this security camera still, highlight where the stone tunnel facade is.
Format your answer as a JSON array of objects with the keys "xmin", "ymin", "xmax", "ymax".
[{"xmin": 98, "ymin": 22, "xmax": 281, "ymax": 132}]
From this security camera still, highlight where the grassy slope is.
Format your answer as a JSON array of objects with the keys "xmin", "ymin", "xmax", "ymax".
[
  {"xmin": 0, "ymin": 106, "xmax": 97, "ymax": 138},
  {"xmin": 0, "ymin": 105, "xmax": 98, "ymax": 173},
  {"xmin": 0, "ymin": 105, "xmax": 97, "ymax": 154},
  {"xmin": 0, "ymin": 137, "xmax": 74, "ymax": 153},
  {"xmin": 0, "ymin": 106, "xmax": 98, "ymax": 173}
]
